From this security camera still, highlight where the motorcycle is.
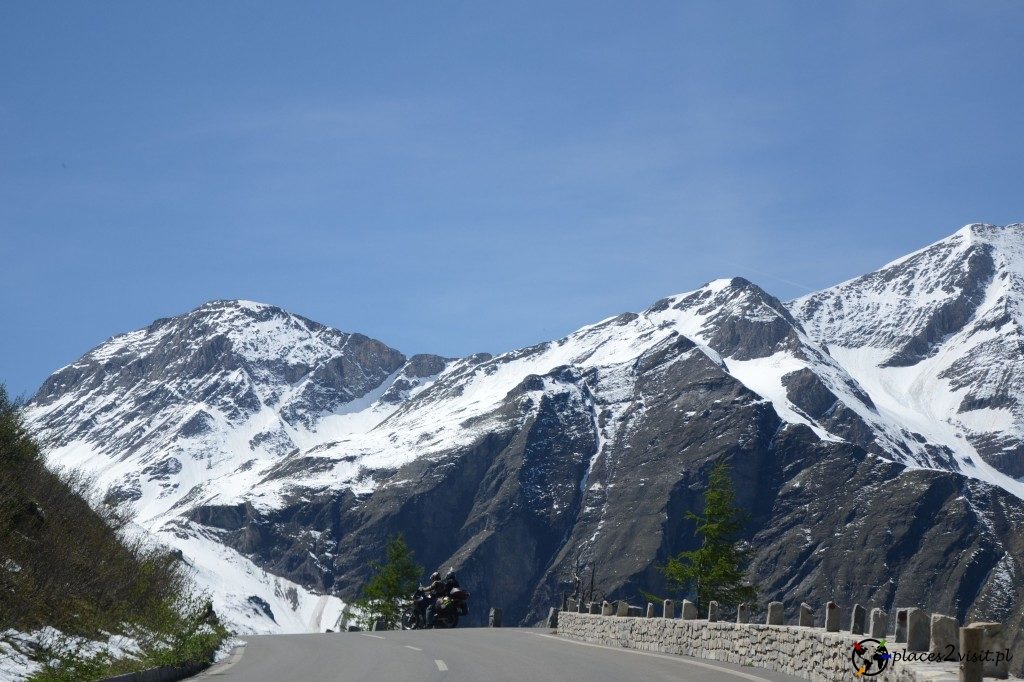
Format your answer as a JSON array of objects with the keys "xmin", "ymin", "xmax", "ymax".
[{"xmin": 401, "ymin": 587, "xmax": 470, "ymax": 630}]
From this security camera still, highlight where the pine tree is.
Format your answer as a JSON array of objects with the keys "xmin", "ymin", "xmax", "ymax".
[
  {"xmin": 662, "ymin": 460, "xmax": 757, "ymax": 610},
  {"xmin": 354, "ymin": 535, "xmax": 423, "ymax": 630}
]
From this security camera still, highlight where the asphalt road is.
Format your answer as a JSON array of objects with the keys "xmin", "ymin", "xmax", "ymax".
[{"xmin": 190, "ymin": 628, "xmax": 805, "ymax": 682}]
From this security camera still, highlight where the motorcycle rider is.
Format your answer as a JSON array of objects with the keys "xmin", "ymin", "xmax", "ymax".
[{"xmin": 416, "ymin": 572, "xmax": 442, "ymax": 624}]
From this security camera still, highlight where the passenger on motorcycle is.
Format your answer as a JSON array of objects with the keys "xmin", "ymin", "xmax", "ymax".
[{"xmin": 425, "ymin": 568, "xmax": 457, "ymax": 628}]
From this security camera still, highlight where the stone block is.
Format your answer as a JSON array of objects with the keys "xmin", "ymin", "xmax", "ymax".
[
  {"xmin": 869, "ymin": 608, "xmax": 887, "ymax": 638},
  {"xmin": 967, "ymin": 622, "xmax": 1009, "ymax": 678},
  {"xmin": 825, "ymin": 601, "xmax": 840, "ymax": 632},
  {"xmin": 961, "ymin": 626, "xmax": 983, "ymax": 682},
  {"xmin": 616, "ymin": 600, "xmax": 629, "ymax": 617},
  {"xmin": 578, "ymin": 599, "xmax": 586, "ymax": 613},
  {"xmin": 737, "ymin": 603, "xmax": 750, "ymax": 624},
  {"xmin": 663, "ymin": 599, "xmax": 675, "ymax": 619},
  {"xmin": 489, "ymin": 607, "xmax": 502, "ymax": 627},
  {"xmin": 929, "ymin": 614, "xmax": 957, "ymax": 656},
  {"xmin": 707, "ymin": 601, "xmax": 719, "ymax": 622},
  {"xmin": 895, "ymin": 608, "xmax": 908, "ymax": 642},
  {"xmin": 850, "ymin": 604, "xmax": 866, "ymax": 635},
  {"xmin": 546, "ymin": 607, "xmax": 559, "ymax": 629},
  {"xmin": 906, "ymin": 608, "xmax": 928, "ymax": 652},
  {"xmin": 767, "ymin": 601, "xmax": 784, "ymax": 625},
  {"xmin": 798, "ymin": 602, "xmax": 813, "ymax": 627},
  {"xmin": 682, "ymin": 599, "xmax": 697, "ymax": 620},
  {"xmin": 646, "ymin": 603, "xmax": 655, "ymax": 618},
  {"xmin": 627, "ymin": 606, "xmax": 643, "ymax": 617},
  {"xmin": 601, "ymin": 601, "xmax": 613, "ymax": 616},
  {"xmin": 589, "ymin": 601, "xmax": 600, "ymax": 615}
]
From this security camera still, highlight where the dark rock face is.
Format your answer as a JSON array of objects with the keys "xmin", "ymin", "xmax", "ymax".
[
  {"xmin": 782, "ymin": 369, "xmax": 878, "ymax": 451},
  {"xmin": 660, "ymin": 278, "xmax": 806, "ymax": 360}
]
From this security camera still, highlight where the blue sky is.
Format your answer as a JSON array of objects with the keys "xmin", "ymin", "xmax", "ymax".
[{"xmin": 2, "ymin": 2, "xmax": 1023, "ymax": 398}]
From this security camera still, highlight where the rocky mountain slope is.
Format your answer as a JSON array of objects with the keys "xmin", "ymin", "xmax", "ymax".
[
  {"xmin": 23, "ymin": 224, "xmax": 1024, "ymax": 669},
  {"xmin": 792, "ymin": 223, "xmax": 1024, "ymax": 482}
]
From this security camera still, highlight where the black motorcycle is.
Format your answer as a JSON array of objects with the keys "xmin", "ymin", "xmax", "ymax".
[{"xmin": 401, "ymin": 587, "xmax": 470, "ymax": 629}]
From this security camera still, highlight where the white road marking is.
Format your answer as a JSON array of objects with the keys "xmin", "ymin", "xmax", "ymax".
[
  {"xmin": 435, "ymin": 659, "xmax": 448, "ymax": 671},
  {"xmin": 529, "ymin": 632, "xmax": 776, "ymax": 682},
  {"xmin": 358, "ymin": 633, "xmax": 386, "ymax": 640},
  {"xmin": 404, "ymin": 645, "xmax": 422, "ymax": 651}
]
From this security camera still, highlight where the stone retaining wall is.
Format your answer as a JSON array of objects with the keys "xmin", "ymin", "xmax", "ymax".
[{"xmin": 557, "ymin": 611, "xmax": 964, "ymax": 682}]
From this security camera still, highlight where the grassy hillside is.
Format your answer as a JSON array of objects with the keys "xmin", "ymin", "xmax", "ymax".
[{"xmin": 0, "ymin": 387, "xmax": 228, "ymax": 681}]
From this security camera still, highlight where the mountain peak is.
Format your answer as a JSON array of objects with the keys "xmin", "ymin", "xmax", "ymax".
[
  {"xmin": 791, "ymin": 223, "xmax": 1024, "ymax": 484},
  {"xmin": 195, "ymin": 299, "xmax": 278, "ymax": 313}
]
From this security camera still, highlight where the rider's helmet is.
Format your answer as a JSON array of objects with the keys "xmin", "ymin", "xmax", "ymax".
[
  {"xmin": 429, "ymin": 571, "xmax": 441, "ymax": 582},
  {"xmin": 444, "ymin": 568, "xmax": 457, "ymax": 582}
]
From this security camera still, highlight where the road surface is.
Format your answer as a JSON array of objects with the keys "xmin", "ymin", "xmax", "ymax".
[{"xmin": 190, "ymin": 628, "xmax": 805, "ymax": 682}]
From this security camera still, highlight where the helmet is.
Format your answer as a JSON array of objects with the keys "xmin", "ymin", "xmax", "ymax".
[
  {"xmin": 430, "ymin": 572, "xmax": 440, "ymax": 581},
  {"xmin": 444, "ymin": 569, "xmax": 456, "ymax": 581}
]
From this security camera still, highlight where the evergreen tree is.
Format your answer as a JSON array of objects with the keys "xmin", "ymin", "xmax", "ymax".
[
  {"xmin": 662, "ymin": 461, "xmax": 757, "ymax": 609},
  {"xmin": 354, "ymin": 535, "xmax": 423, "ymax": 630}
]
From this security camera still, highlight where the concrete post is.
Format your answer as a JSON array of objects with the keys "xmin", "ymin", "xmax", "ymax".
[
  {"xmin": 489, "ymin": 608, "xmax": 502, "ymax": 627},
  {"xmin": 825, "ymin": 601, "xmax": 840, "ymax": 632},
  {"xmin": 565, "ymin": 597, "xmax": 575, "ymax": 612},
  {"xmin": 798, "ymin": 602, "xmax": 814, "ymax": 627},
  {"xmin": 766, "ymin": 601, "xmax": 784, "ymax": 625},
  {"xmin": 960, "ymin": 626, "xmax": 983, "ymax": 682},
  {"xmin": 851, "ymin": 604, "xmax": 866, "ymax": 635},
  {"xmin": 546, "ymin": 607, "xmax": 559, "ymax": 629},
  {"xmin": 561, "ymin": 593, "xmax": 568, "ymax": 611},
  {"xmin": 601, "ymin": 601, "xmax": 613, "ymax": 616},
  {"xmin": 737, "ymin": 603, "xmax": 750, "ymax": 624},
  {"xmin": 646, "ymin": 603, "xmax": 655, "ymax": 618},
  {"xmin": 930, "ymin": 614, "xmax": 958, "ymax": 657},
  {"xmin": 578, "ymin": 599, "xmax": 586, "ymax": 614},
  {"xmin": 681, "ymin": 600, "xmax": 697, "ymax": 620},
  {"xmin": 895, "ymin": 608, "xmax": 908, "ymax": 643},
  {"xmin": 968, "ymin": 622, "xmax": 1009, "ymax": 678},
  {"xmin": 589, "ymin": 602, "xmax": 600, "ymax": 615},
  {"xmin": 616, "ymin": 600, "xmax": 629, "ymax": 617},
  {"xmin": 869, "ymin": 608, "xmax": 887, "ymax": 638},
  {"xmin": 663, "ymin": 599, "xmax": 675, "ymax": 619},
  {"xmin": 907, "ymin": 608, "xmax": 929, "ymax": 652},
  {"xmin": 707, "ymin": 601, "xmax": 719, "ymax": 622}
]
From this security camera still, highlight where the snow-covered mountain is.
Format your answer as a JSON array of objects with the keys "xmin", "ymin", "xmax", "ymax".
[
  {"xmin": 23, "ymin": 224, "xmax": 1024, "ymax": 661},
  {"xmin": 26, "ymin": 300, "xmax": 444, "ymax": 633},
  {"xmin": 792, "ymin": 223, "xmax": 1024, "ymax": 485}
]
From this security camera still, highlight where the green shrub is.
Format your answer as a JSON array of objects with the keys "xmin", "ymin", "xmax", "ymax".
[{"xmin": 0, "ymin": 385, "xmax": 229, "ymax": 681}]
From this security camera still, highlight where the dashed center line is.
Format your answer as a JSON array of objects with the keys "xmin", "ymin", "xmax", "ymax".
[
  {"xmin": 435, "ymin": 659, "xmax": 448, "ymax": 671},
  {"xmin": 404, "ymin": 645, "xmax": 422, "ymax": 651},
  {"xmin": 358, "ymin": 633, "xmax": 385, "ymax": 640}
]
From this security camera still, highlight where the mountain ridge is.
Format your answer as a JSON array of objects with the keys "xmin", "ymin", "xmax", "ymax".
[{"xmin": 22, "ymin": 224, "xmax": 1024, "ymax": 670}]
